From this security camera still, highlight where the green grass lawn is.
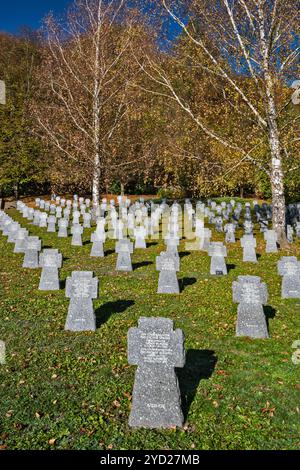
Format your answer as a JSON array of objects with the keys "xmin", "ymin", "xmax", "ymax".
[{"xmin": 0, "ymin": 206, "xmax": 299, "ymax": 450}]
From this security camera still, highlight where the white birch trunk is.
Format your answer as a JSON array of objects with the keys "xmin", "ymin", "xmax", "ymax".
[
  {"xmin": 258, "ymin": 4, "xmax": 286, "ymax": 242},
  {"xmin": 92, "ymin": 2, "xmax": 102, "ymax": 209}
]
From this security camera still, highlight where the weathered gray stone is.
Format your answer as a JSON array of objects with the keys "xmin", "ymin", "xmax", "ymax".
[
  {"xmin": 14, "ymin": 228, "xmax": 28, "ymax": 253},
  {"xmin": 47, "ymin": 215, "xmax": 57, "ymax": 233},
  {"xmin": 39, "ymin": 212, "xmax": 48, "ymax": 228},
  {"xmin": 278, "ymin": 256, "xmax": 300, "ymax": 298},
  {"xmin": 72, "ymin": 210, "xmax": 81, "ymax": 225},
  {"xmin": 33, "ymin": 210, "xmax": 41, "ymax": 226},
  {"xmin": 38, "ymin": 249, "xmax": 62, "ymax": 290},
  {"xmin": 116, "ymin": 239, "xmax": 133, "ymax": 271},
  {"xmin": 71, "ymin": 224, "xmax": 83, "ymax": 246},
  {"xmin": 215, "ymin": 216, "xmax": 223, "ymax": 233},
  {"xmin": 243, "ymin": 220, "xmax": 253, "ymax": 235},
  {"xmin": 224, "ymin": 223, "xmax": 235, "ymax": 243},
  {"xmin": 56, "ymin": 206, "xmax": 62, "ymax": 219},
  {"xmin": 156, "ymin": 252, "xmax": 180, "ymax": 294},
  {"xmin": 58, "ymin": 218, "xmax": 68, "ymax": 238},
  {"xmin": 90, "ymin": 230, "xmax": 105, "ymax": 257},
  {"xmin": 233, "ymin": 276, "xmax": 269, "ymax": 338},
  {"xmin": 287, "ymin": 225, "xmax": 294, "ymax": 244},
  {"xmin": 65, "ymin": 271, "xmax": 98, "ymax": 332},
  {"xmin": 83, "ymin": 212, "xmax": 91, "ymax": 228},
  {"xmin": 128, "ymin": 317, "xmax": 185, "ymax": 428},
  {"xmin": 7, "ymin": 222, "xmax": 20, "ymax": 243},
  {"xmin": 134, "ymin": 226, "xmax": 147, "ymax": 249},
  {"xmin": 264, "ymin": 230, "xmax": 278, "ymax": 253},
  {"xmin": 23, "ymin": 237, "xmax": 41, "ymax": 268},
  {"xmin": 208, "ymin": 242, "xmax": 227, "ymax": 275},
  {"xmin": 50, "ymin": 204, "xmax": 56, "ymax": 215},
  {"xmin": 240, "ymin": 235, "xmax": 257, "ymax": 262}
]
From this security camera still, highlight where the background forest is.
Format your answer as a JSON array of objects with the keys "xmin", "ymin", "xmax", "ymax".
[{"xmin": 0, "ymin": 0, "xmax": 300, "ymax": 204}]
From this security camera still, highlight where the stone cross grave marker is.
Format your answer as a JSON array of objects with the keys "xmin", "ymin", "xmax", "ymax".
[
  {"xmin": 47, "ymin": 215, "xmax": 57, "ymax": 233},
  {"xmin": 71, "ymin": 224, "xmax": 83, "ymax": 246},
  {"xmin": 23, "ymin": 236, "xmax": 42, "ymax": 268},
  {"xmin": 264, "ymin": 230, "xmax": 278, "ymax": 253},
  {"xmin": 243, "ymin": 220, "xmax": 253, "ymax": 235},
  {"xmin": 72, "ymin": 210, "xmax": 80, "ymax": 225},
  {"xmin": 240, "ymin": 235, "xmax": 257, "ymax": 263},
  {"xmin": 208, "ymin": 242, "xmax": 227, "ymax": 275},
  {"xmin": 50, "ymin": 204, "xmax": 56, "ymax": 215},
  {"xmin": 65, "ymin": 271, "xmax": 98, "ymax": 332},
  {"xmin": 58, "ymin": 218, "xmax": 69, "ymax": 238},
  {"xmin": 215, "ymin": 216, "xmax": 223, "ymax": 233},
  {"xmin": 287, "ymin": 225, "xmax": 294, "ymax": 244},
  {"xmin": 39, "ymin": 212, "xmax": 48, "ymax": 228},
  {"xmin": 14, "ymin": 228, "xmax": 28, "ymax": 253},
  {"xmin": 156, "ymin": 252, "xmax": 180, "ymax": 294},
  {"xmin": 232, "ymin": 276, "xmax": 269, "ymax": 338},
  {"xmin": 33, "ymin": 210, "xmax": 41, "ymax": 226},
  {"xmin": 115, "ymin": 239, "xmax": 133, "ymax": 271},
  {"xmin": 83, "ymin": 212, "xmax": 91, "ymax": 228},
  {"xmin": 278, "ymin": 257, "xmax": 300, "ymax": 298},
  {"xmin": 7, "ymin": 222, "xmax": 20, "ymax": 243},
  {"xmin": 38, "ymin": 249, "xmax": 62, "ymax": 290},
  {"xmin": 224, "ymin": 223, "xmax": 235, "ymax": 243},
  {"xmin": 128, "ymin": 317, "xmax": 185, "ymax": 428},
  {"xmin": 56, "ymin": 206, "xmax": 62, "ymax": 219},
  {"xmin": 90, "ymin": 226, "xmax": 106, "ymax": 257},
  {"xmin": 134, "ymin": 226, "xmax": 147, "ymax": 249}
]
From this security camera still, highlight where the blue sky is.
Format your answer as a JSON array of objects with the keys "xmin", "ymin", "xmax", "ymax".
[
  {"xmin": 0, "ymin": 0, "xmax": 183, "ymax": 47},
  {"xmin": 0, "ymin": 0, "xmax": 72, "ymax": 34}
]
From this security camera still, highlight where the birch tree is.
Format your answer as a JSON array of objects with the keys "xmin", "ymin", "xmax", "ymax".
[
  {"xmin": 34, "ymin": 0, "xmax": 138, "ymax": 207},
  {"xmin": 137, "ymin": 0, "xmax": 300, "ymax": 243}
]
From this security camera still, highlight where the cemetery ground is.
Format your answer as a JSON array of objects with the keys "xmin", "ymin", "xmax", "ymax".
[{"xmin": 0, "ymin": 201, "xmax": 300, "ymax": 450}]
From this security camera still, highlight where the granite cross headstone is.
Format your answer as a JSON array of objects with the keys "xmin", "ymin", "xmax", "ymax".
[
  {"xmin": 156, "ymin": 252, "xmax": 180, "ymax": 294},
  {"xmin": 128, "ymin": 317, "xmax": 185, "ymax": 428},
  {"xmin": 38, "ymin": 249, "xmax": 62, "ymax": 290},
  {"xmin": 278, "ymin": 257, "xmax": 300, "ymax": 298},
  {"xmin": 232, "ymin": 276, "xmax": 269, "ymax": 338},
  {"xmin": 65, "ymin": 271, "xmax": 98, "ymax": 331},
  {"xmin": 23, "ymin": 236, "xmax": 42, "ymax": 268}
]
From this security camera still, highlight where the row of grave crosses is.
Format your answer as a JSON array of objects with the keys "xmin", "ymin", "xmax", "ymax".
[{"xmin": 29, "ymin": 196, "xmax": 300, "ymax": 252}]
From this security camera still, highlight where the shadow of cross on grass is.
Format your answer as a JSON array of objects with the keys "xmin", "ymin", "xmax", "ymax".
[
  {"xmin": 95, "ymin": 300, "xmax": 135, "ymax": 328},
  {"xmin": 177, "ymin": 349, "xmax": 217, "ymax": 421},
  {"xmin": 264, "ymin": 305, "xmax": 276, "ymax": 333}
]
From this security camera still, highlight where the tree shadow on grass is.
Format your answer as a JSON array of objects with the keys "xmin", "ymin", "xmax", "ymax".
[
  {"xmin": 132, "ymin": 261, "xmax": 153, "ymax": 271},
  {"xmin": 95, "ymin": 299, "xmax": 135, "ymax": 328},
  {"xmin": 59, "ymin": 279, "xmax": 66, "ymax": 290},
  {"xmin": 180, "ymin": 277, "xmax": 197, "ymax": 293},
  {"xmin": 177, "ymin": 349, "xmax": 217, "ymax": 421},
  {"xmin": 264, "ymin": 305, "xmax": 276, "ymax": 333}
]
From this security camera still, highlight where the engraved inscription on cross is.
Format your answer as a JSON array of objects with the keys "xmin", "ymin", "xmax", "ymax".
[
  {"xmin": 278, "ymin": 257, "xmax": 300, "ymax": 277},
  {"xmin": 66, "ymin": 272, "xmax": 98, "ymax": 300},
  {"xmin": 233, "ymin": 276, "xmax": 268, "ymax": 306},
  {"xmin": 156, "ymin": 252, "xmax": 179, "ymax": 272},
  {"xmin": 128, "ymin": 317, "xmax": 185, "ymax": 368}
]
